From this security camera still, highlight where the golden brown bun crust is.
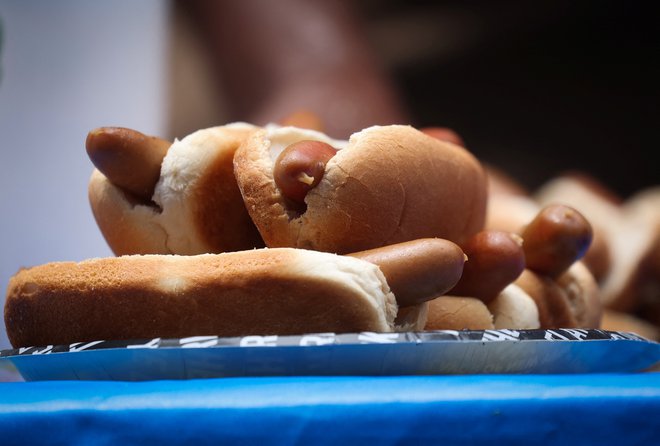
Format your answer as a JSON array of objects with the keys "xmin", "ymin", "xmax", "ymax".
[
  {"xmin": 424, "ymin": 296, "xmax": 494, "ymax": 330},
  {"xmin": 88, "ymin": 170, "xmax": 170, "ymax": 255},
  {"xmin": 156, "ymin": 124, "xmax": 264, "ymax": 254},
  {"xmin": 235, "ymin": 125, "xmax": 488, "ymax": 253},
  {"xmin": 4, "ymin": 249, "xmax": 397, "ymax": 348}
]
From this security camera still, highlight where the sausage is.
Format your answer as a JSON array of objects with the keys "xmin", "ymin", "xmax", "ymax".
[
  {"xmin": 449, "ymin": 230, "xmax": 526, "ymax": 303},
  {"xmin": 86, "ymin": 127, "xmax": 171, "ymax": 201},
  {"xmin": 521, "ymin": 204, "xmax": 593, "ymax": 278},
  {"xmin": 273, "ymin": 140, "xmax": 337, "ymax": 204},
  {"xmin": 420, "ymin": 126, "xmax": 466, "ymax": 147},
  {"xmin": 349, "ymin": 238, "xmax": 466, "ymax": 307}
]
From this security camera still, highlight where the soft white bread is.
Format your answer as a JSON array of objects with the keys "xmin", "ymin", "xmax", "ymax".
[
  {"xmin": 234, "ymin": 124, "xmax": 488, "ymax": 254},
  {"xmin": 394, "ymin": 303, "xmax": 430, "ymax": 332},
  {"xmin": 4, "ymin": 248, "xmax": 402, "ymax": 348},
  {"xmin": 89, "ymin": 123, "xmax": 264, "ymax": 256}
]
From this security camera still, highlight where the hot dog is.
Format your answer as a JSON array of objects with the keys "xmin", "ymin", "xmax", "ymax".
[
  {"xmin": 5, "ymin": 235, "xmax": 481, "ymax": 348},
  {"xmin": 234, "ymin": 124, "xmax": 488, "ymax": 253},
  {"xmin": 535, "ymin": 175, "xmax": 660, "ymax": 323},
  {"xmin": 442, "ymin": 202, "xmax": 602, "ymax": 330},
  {"xmin": 78, "ymin": 120, "xmax": 607, "ymax": 340},
  {"xmin": 349, "ymin": 238, "xmax": 466, "ymax": 307},
  {"xmin": 4, "ymin": 248, "xmax": 405, "ymax": 348},
  {"xmin": 448, "ymin": 230, "xmax": 525, "ymax": 303},
  {"xmin": 87, "ymin": 123, "xmax": 264, "ymax": 255},
  {"xmin": 513, "ymin": 261, "xmax": 602, "ymax": 329}
]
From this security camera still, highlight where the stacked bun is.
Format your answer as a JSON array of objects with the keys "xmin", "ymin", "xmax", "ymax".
[{"xmin": 233, "ymin": 124, "xmax": 488, "ymax": 252}]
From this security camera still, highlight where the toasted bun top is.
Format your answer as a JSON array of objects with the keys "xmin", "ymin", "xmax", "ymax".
[
  {"xmin": 5, "ymin": 248, "xmax": 398, "ymax": 348},
  {"xmin": 235, "ymin": 125, "xmax": 488, "ymax": 253}
]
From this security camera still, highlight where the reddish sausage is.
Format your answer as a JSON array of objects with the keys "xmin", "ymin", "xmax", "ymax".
[
  {"xmin": 273, "ymin": 140, "xmax": 337, "ymax": 204},
  {"xmin": 349, "ymin": 238, "xmax": 466, "ymax": 307},
  {"xmin": 86, "ymin": 127, "xmax": 170, "ymax": 201},
  {"xmin": 449, "ymin": 230, "xmax": 526, "ymax": 303},
  {"xmin": 522, "ymin": 204, "xmax": 593, "ymax": 278}
]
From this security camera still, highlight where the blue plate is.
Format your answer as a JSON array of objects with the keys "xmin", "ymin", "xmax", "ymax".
[{"xmin": 1, "ymin": 329, "xmax": 658, "ymax": 381}]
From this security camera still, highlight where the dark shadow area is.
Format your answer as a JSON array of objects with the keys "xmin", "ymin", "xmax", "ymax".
[{"xmin": 368, "ymin": 0, "xmax": 658, "ymax": 196}]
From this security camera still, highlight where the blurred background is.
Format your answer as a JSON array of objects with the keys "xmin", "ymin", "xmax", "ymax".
[{"xmin": 0, "ymin": 0, "xmax": 657, "ymax": 355}]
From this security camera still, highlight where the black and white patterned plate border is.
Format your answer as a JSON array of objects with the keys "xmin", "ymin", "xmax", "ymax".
[{"xmin": 0, "ymin": 329, "xmax": 651, "ymax": 358}]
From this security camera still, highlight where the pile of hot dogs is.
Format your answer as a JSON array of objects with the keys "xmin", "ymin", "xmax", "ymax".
[
  {"xmin": 4, "ymin": 117, "xmax": 656, "ymax": 348},
  {"xmin": 488, "ymin": 169, "xmax": 660, "ymax": 340}
]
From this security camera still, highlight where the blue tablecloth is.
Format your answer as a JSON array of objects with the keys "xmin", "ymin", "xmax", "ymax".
[{"xmin": 2, "ymin": 373, "xmax": 659, "ymax": 445}]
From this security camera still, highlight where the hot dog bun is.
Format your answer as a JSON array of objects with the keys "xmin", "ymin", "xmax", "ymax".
[
  {"xmin": 422, "ymin": 261, "xmax": 601, "ymax": 332},
  {"xmin": 88, "ymin": 169, "xmax": 170, "ymax": 254},
  {"xmin": 424, "ymin": 296, "xmax": 495, "ymax": 330},
  {"xmin": 234, "ymin": 124, "xmax": 488, "ymax": 253},
  {"xmin": 514, "ymin": 262, "xmax": 601, "ymax": 329},
  {"xmin": 89, "ymin": 123, "xmax": 264, "ymax": 255},
  {"xmin": 4, "ymin": 248, "xmax": 411, "ymax": 348}
]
